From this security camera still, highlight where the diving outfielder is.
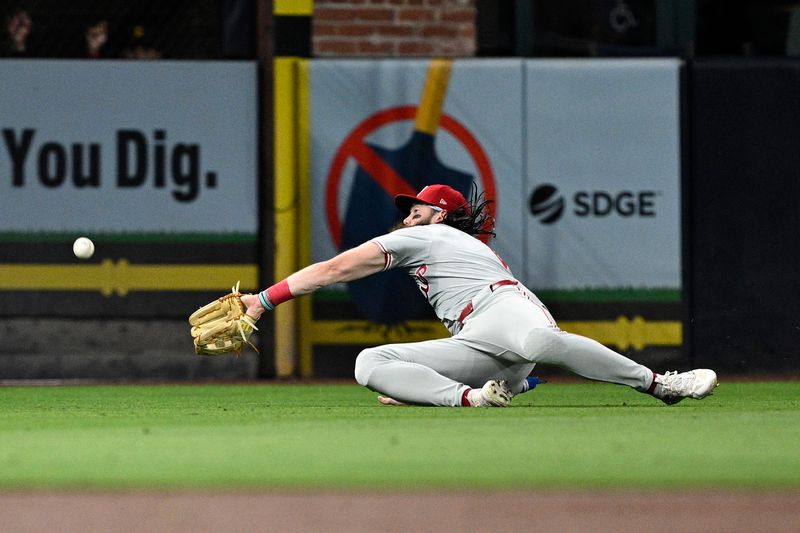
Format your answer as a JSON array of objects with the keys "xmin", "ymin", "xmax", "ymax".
[{"xmin": 241, "ymin": 184, "xmax": 718, "ymax": 407}]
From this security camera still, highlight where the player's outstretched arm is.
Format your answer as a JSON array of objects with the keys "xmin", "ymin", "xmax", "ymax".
[
  {"xmin": 241, "ymin": 241, "xmax": 386, "ymax": 320},
  {"xmin": 290, "ymin": 241, "xmax": 387, "ymax": 293}
]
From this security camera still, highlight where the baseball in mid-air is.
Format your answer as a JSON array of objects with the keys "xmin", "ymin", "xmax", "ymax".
[{"xmin": 73, "ymin": 237, "xmax": 95, "ymax": 259}]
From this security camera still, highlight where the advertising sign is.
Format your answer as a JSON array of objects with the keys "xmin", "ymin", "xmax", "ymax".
[
  {"xmin": 524, "ymin": 59, "xmax": 681, "ymax": 290},
  {"xmin": 310, "ymin": 59, "xmax": 681, "ymax": 294},
  {"xmin": 0, "ymin": 60, "xmax": 258, "ymax": 234}
]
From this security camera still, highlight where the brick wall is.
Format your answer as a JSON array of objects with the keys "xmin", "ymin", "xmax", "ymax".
[{"xmin": 313, "ymin": 0, "xmax": 476, "ymax": 57}]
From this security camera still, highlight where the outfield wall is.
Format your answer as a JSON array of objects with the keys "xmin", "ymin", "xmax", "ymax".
[{"xmin": 1, "ymin": 58, "xmax": 798, "ymax": 379}]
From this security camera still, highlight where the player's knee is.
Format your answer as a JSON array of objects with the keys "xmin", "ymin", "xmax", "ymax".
[
  {"xmin": 523, "ymin": 328, "xmax": 568, "ymax": 362},
  {"xmin": 354, "ymin": 347, "xmax": 380, "ymax": 386}
]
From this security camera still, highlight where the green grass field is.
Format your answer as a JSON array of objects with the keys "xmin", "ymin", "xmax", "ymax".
[{"xmin": 1, "ymin": 381, "xmax": 799, "ymax": 490}]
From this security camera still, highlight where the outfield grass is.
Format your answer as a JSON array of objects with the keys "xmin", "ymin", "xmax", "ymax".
[{"xmin": 1, "ymin": 381, "xmax": 798, "ymax": 489}]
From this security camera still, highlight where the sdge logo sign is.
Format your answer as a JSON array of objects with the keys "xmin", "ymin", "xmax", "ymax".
[{"xmin": 529, "ymin": 183, "xmax": 658, "ymax": 225}]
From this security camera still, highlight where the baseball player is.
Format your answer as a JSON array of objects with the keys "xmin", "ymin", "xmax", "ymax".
[{"xmin": 240, "ymin": 184, "xmax": 718, "ymax": 407}]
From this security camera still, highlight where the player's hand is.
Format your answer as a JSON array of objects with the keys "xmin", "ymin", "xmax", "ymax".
[{"xmin": 240, "ymin": 293, "xmax": 268, "ymax": 321}]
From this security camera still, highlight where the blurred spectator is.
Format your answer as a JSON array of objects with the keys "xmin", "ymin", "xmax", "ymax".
[
  {"xmin": 121, "ymin": 25, "xmax": 162, "ymax": 59},
  {"xmin": 2, "ymin": 8, "xmax": 32, "ymax": 57},
  {"xmin": 2, "ymin": 1, "xmax": 221, "ymax": 60},
  {"xmin": 83, "ymin": 19, "xmax": 109, "ymax": 58}
]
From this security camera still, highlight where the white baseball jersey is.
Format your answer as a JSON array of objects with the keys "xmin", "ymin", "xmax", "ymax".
[{"xmin": 371, "ymin": 224, "xmax": 516, "ymax": 331}]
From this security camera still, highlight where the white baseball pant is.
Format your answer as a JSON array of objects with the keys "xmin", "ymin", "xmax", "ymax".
[{"xmin": 354, "ymin": 284, "xmax": 654, "ymax": 406}]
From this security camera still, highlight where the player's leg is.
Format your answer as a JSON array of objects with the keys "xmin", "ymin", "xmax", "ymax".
[
  {"xmin": 354, "ymin": 337, "xmax": 533, "ymax": 406},
  {"xmin": 521, "ymin": 329, "xmax": 718, "ymax": 403},
  {"xmin": 461, "ymin": 290, "xmax": 653, "ymax": 390},
  {"xmin": 463, "ymin": 289, "xmax": 717, "ymax": 401},
  {"xmin": 524, "ymin": 329, "xmax": 653, "ymax": 389}
]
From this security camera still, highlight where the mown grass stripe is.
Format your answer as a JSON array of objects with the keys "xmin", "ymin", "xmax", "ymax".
[{"xmin": 0, "ymin": 382, "xmax": 797, "ymax": 489}]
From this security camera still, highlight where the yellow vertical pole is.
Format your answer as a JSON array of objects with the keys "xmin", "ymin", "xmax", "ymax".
[
  {"xmin": 273, "ymin": 57, "xmax": 299, "ymax": 377},
  {"xmin": 274, "ymin": 0, "xmax": 313, "ymax": 16},
  {"xmin": 296, "ymin": 59, "xmax": 314, "ymax": 378}
]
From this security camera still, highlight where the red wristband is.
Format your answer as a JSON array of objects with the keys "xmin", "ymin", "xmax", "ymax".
[{"xmin": 266, "ymin": 279, "xmax": 293, "ymax": 307}]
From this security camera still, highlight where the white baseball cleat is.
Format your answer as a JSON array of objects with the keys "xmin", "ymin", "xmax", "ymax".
[
  {"xmin": 468, "ymin": 379, "xmax": 512, "ymax": 407},
  {"xmin": 652, "ymin": 369, "xmax": 719, "ymax": 405}
]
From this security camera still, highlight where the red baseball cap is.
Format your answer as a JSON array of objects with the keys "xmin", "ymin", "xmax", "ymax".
[{"xmin": 395, "ymin": 184, "xmax": 468, "ymax": 215}]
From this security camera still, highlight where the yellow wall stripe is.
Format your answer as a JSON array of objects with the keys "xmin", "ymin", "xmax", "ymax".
[
  {"xmin": 0, "ymin": 261, "xmax": 258, "ymax": 296},
  {"xmin": 309, "ymin": 320, "xmax": 451, "ymax": 346},
  {"xmin": 561, "ymin": 317, "xmax": 682, "ymax": 351},
  {"xmin": 305, "ymin": 317, "xmax": 681, "ymax": 354}
]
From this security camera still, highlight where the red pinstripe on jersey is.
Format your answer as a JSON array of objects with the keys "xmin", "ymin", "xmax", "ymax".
[
  {"xmin": 493, "ymin": 250, "xmax": 510, "ymax": 271},
  {"xmin": 373, "ymin": 240, "xmax": 393, "ymax": 271}
]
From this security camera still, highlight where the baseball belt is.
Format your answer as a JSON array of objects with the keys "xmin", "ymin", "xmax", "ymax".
[{"xmin": 457, "ymin": 279, "xmax": 518, "ymax": 325}]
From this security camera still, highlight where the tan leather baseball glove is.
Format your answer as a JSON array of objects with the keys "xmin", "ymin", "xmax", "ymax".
[{"xmin": 189, "ymin": 281, "xmax": 258, "ymax": 356}]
